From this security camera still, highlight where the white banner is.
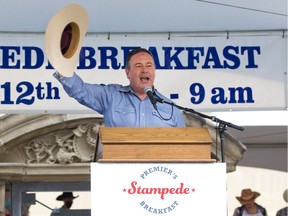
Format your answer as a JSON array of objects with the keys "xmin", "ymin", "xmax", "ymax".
[
  {"xmin": 91, "ymin": 162, "xmax": 227, "ymax": 216},
  {"xmin": 0, "ymin": 31, "xmax": 286, "ymax": 113}
]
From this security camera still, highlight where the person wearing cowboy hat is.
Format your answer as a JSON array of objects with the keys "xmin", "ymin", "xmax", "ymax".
[
  {"xmin": 56, "ymin": 192, "xmax": 79, "ymax": 209},
  {"xmin": 233, "ymin": 188, "xmax": 267, "ymax": 216},
  {"xmin": 276, "ymin": 189, "xmax": 288, "ymax": 216}
]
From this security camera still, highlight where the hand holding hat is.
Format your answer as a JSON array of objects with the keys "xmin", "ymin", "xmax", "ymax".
[{"xmin": 45, "ymin": 4, "xmax": 89, "ymax": 77}]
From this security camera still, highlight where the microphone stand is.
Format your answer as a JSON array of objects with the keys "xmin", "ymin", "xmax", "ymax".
[{"xmin": 157, "ymin": 98, "xmax": 244, "ymax": 162}]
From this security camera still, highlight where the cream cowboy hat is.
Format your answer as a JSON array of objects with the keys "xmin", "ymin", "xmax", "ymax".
[
  {"xmin": 236, "ymin": 188, "xmax": 260, "ymax": 205},
  {"xmin": 45, "ymin": 3, "xmax": 89, "ymax": 77}
]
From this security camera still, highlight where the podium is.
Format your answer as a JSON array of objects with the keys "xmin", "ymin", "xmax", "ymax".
[
  {"xmin": 98, "ymin": 127, "xmax": 213, "ymax": 161},
  {"xmin": 91, "ymin": 127, "xmax": 227, "ymax": 216}
]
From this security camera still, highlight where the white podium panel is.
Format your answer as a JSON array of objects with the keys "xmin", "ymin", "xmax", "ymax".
[{"xmin": 91, "ymin": 162, "xmax": 227, "ymax": 216}]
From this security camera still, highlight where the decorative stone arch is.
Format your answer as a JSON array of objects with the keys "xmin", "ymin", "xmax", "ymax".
[{"xmin": 0, "ymin": 113, "xmax": 246, "ymax": 177}]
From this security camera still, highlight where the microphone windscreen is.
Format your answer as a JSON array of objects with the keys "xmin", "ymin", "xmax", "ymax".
[{"xmin": 144, "ymin": 86, "xmax": 152, "ymax": 93}]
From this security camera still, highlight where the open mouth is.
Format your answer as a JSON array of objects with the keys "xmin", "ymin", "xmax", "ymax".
[{"xmin": 140, "ymin": 76, "xmax": 150, "ymax": 82}]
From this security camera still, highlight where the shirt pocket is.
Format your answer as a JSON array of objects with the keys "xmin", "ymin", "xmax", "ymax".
[{"xmin": 114, "ymin": 107, "xmax": 137, "ymax": 126}]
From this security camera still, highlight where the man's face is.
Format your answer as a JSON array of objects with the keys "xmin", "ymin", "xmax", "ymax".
[
  {"xmin": 63, "ymin": 197, "xmax": 74, "ymax": 209},
  {"xmin": 244, "ymin": 201, "xmax": 255, "ymax": 210},
  {"xmin": 125, "ymin": 52, "xmax": 155, "ymax": 95}
]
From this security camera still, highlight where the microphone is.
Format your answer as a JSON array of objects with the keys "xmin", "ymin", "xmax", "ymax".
[{"xmin": 144, "ymin": 86, "xmax": 158, "ymax": 110}]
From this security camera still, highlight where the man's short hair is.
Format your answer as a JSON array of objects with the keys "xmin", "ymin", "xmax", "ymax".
[{"xmin": 125, "ymin": 48, "xmax": 154, "ymax": 69}]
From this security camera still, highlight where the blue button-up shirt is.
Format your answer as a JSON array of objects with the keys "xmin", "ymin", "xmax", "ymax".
[{"xmin": 54, "ymin": 72, "xmax": 186, "ymax": 127}]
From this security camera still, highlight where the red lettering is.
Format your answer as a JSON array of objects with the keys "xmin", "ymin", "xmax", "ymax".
[
  {"xmin": 127, "ymin": 181, "xmax": 138, "ymax": 194},
  {"xmin": 125, "ymin": 181, "xmax": 191, "ymax": 200}
]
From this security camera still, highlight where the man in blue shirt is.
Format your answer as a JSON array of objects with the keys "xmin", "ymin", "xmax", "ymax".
[{"xmin": 54, "ymin": 48, "xmax": 186, "ymax": 127}]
